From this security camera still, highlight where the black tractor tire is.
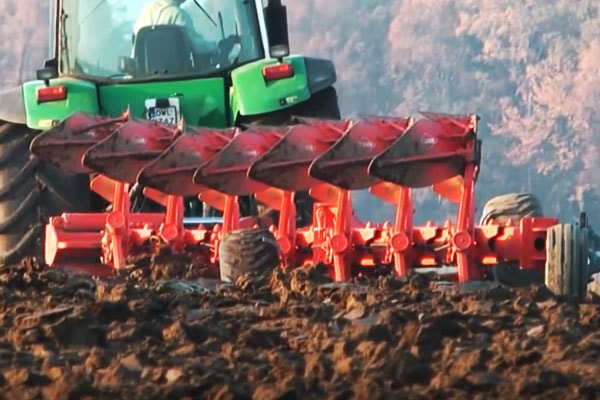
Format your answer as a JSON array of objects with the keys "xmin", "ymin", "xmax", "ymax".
[
  {"xmin": 218, "ymin": 227, "xmax": 282, "ymax": 283},
  {"xmin": 545, "ymin": 223, "xmax": 589, "ymax": 299},
  {"xmin": 237, "ymin": 86, "xmax": 342, "ymax": 227},
  {"xmin": 0, "ymin": 121, "xmax": 91, "ymax": 266},
  {"xmin": 479, "ymin": 192, "xmax": 543, "ymax": 225},
  {"xmin": 479, "ymin": 192, "xmax": 545, "ymax": 286}
]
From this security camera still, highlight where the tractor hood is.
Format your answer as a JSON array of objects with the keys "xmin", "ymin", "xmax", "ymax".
[{"xmin": 21, "ymin": 76, "xmax": 229, "ymax": 130}]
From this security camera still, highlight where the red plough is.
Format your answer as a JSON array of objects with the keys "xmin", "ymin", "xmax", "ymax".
[
  {"xmin": 33, "ymin": 113, "xmax": 237, "ymax": 273},
  {"xmin": 31, "ymin": 111, "xmax": 559, "ymax": 283}
]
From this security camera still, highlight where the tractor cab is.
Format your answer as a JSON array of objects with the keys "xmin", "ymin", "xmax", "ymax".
[
  {"xmin": 55, "ymin": 0, "xmax": 270, "ymax": 80},
  {"xmin": 31, "ymin": 0, "xmax": 303, "ymax": 130}
]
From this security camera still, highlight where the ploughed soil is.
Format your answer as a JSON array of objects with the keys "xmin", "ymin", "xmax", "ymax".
[{"xmin": 2, "ymin": 257, "xmax": 600, "ymax": 400}]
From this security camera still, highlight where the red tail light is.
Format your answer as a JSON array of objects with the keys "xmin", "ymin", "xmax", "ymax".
[
  {"xmin": 262, "ymin": 63, "xmax": 294, "ymax": 81},
  {"xmin": 37, "ymin": 85, "xmax": 68, "ymax": 103}
]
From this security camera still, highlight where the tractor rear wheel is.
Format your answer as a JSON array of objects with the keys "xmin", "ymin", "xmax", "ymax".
[
  {"xmin": 479, "ymin": 192, "xmax": 545, "ymax": 286},
  {"xmin": 545, "ymin": 223, "xmax": 589, "ymax": 299},
  {"xmin": 237, "ymin": 86, "xmax": 342, "ymax": 227},
  {"xmin": 218, "ymin": 227, "xmax": 281, "ymax": 283},
  {"xmin": 0, "ymin": 121, "xmax": 91, "ymax": 266}
]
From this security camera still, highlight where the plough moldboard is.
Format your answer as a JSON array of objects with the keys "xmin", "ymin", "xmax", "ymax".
[{"xmin": 29, "ymin": 111, "xmax": 559, "ymax": 283}]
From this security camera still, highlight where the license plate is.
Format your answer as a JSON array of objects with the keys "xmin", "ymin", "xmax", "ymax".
[{"xmin": 145, "ymin": 98, "xmax": 180, "ymax": 125}]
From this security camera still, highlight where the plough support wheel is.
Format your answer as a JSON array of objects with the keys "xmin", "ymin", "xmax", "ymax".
[{"xmin": 545, "ymin": 223, "xmax": 589, "ymax": 299}]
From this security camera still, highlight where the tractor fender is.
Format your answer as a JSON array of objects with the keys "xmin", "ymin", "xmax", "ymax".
[
  {"xmin": 0, "ymin": 86, "xmax": 26, "ymax": 124},
  {"xmin": 304, "ymin": 57, "xmax": 337, "ymax": 95},
  {"xmin": 230, "ymin": 55, "xmax": 337, "ymax": 118},
  {"xmin": 22, "ymin": 78, "xmax": 100, "ymax": 130}
]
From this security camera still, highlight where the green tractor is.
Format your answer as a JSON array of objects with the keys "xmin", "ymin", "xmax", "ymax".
[{"xmin": 0, "ymin": 0, "xmax": 341, "ymax": 266}]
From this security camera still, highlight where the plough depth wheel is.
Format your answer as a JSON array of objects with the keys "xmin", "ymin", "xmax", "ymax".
[
  {"xmin": 482, "ymin": 192, "xmax": 545, "ymax": 287},
  {"xmin": 219, "ymin": 227, "xmax": 282, "ymax": 283},
  {"xmin": 480, "ymin": 192, "xmax": 544, "ymax": 225},
  {"xmin": 545, "ymin": 223, "xmax": 589, "ymax": 299}
]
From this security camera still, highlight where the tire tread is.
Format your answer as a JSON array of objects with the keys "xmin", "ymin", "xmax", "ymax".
[
  {"xmin": 219, "ymin": 228, "xmax": 281, "ymax": 282},
  {"xmin": 0, "ymin": 121, "xmax": 91, "ymax": 265},
  {"xmin": 545, "ymin": 223, "xmax": 588, "ymax": 298}
]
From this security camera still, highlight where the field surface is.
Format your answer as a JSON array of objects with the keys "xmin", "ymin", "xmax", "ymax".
[{"xmin": 1, "ymin": 258, "xmax": 600, "ymax": 399}]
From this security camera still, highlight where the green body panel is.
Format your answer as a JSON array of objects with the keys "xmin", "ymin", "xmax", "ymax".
[
  {"xmin": 22, "ymin": 76, "xmax": 229, "ymax": 129},
  {"xmin": 230, "ymin": 55, "xmax": 310, "ymax": 117},
  {"xmin": 22, "ymin": 77, "xmax": 100, "ymax": 130},
  {"xmin": 21, "ymin": 56, "xmax": 313, "ymax": 130},
  {"xmin": 98, "ymin": 77, "xmax": 228, "ymax": 128}
]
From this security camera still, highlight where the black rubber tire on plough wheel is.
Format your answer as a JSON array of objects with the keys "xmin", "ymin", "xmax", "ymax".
[
  {"xmin": 479, "ymin": 192, "xmax": 544, "ymax": 226},
  {"xmin": 218, "ymin": 228, "xmax": 282, "ymax": 283},
  {"xmin": 545, "ymin": 223, "xmax": 589, "ymax": 300},
  {"xmin": 479, "ymin": 192, "xmax": 545, "ymax": 286},
  {"xmin": 237, "ymin": 86, "xmax": 342, "ymax": 228},
  {"xmin": 0, "ymin": 121, "xmax": 91, "ymax": 266}
]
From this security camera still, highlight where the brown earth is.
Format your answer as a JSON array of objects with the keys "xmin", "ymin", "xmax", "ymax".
[{"xmin": 1, "ymin": 257, "xmax": 600, "ymax": 400}]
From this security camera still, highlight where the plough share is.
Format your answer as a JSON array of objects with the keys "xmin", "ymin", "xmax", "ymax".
[{"xmin": 30, "ymin": 111, "xmax": 560, "ymax": 283}]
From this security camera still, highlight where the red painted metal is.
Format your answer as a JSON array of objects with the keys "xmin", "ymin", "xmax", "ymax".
[
  {"xmin": 82, "ymin": 117, "xmax": 181, "ymax": 183},
  {"xmin": 247, "ymin": 118, "xmax": 351, "ymax": 192},
  {"xmin": 306, "ymin": 117, "xmax": 413, "ymax": 280},
  {"xmin": 137, "ymin": 127, "xmax": 238, "ymax": 196},
  {"xmin": 36, "ymin": 113, "xmax": 224, "ymax": 272},
  {"xmin": 33, "ymin": 111, "xmax": 560, "ymax": 283},
  {"xmin": 30, "ymin": 111, "xmax": 129, "ymax": 174},
  {"xmin": 195, "ymin": 126, "xmax": 287, "ymax": 195},
  {"xmin": 134, "ymin": 126, "xmax": 245, "ymax": 250}
]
